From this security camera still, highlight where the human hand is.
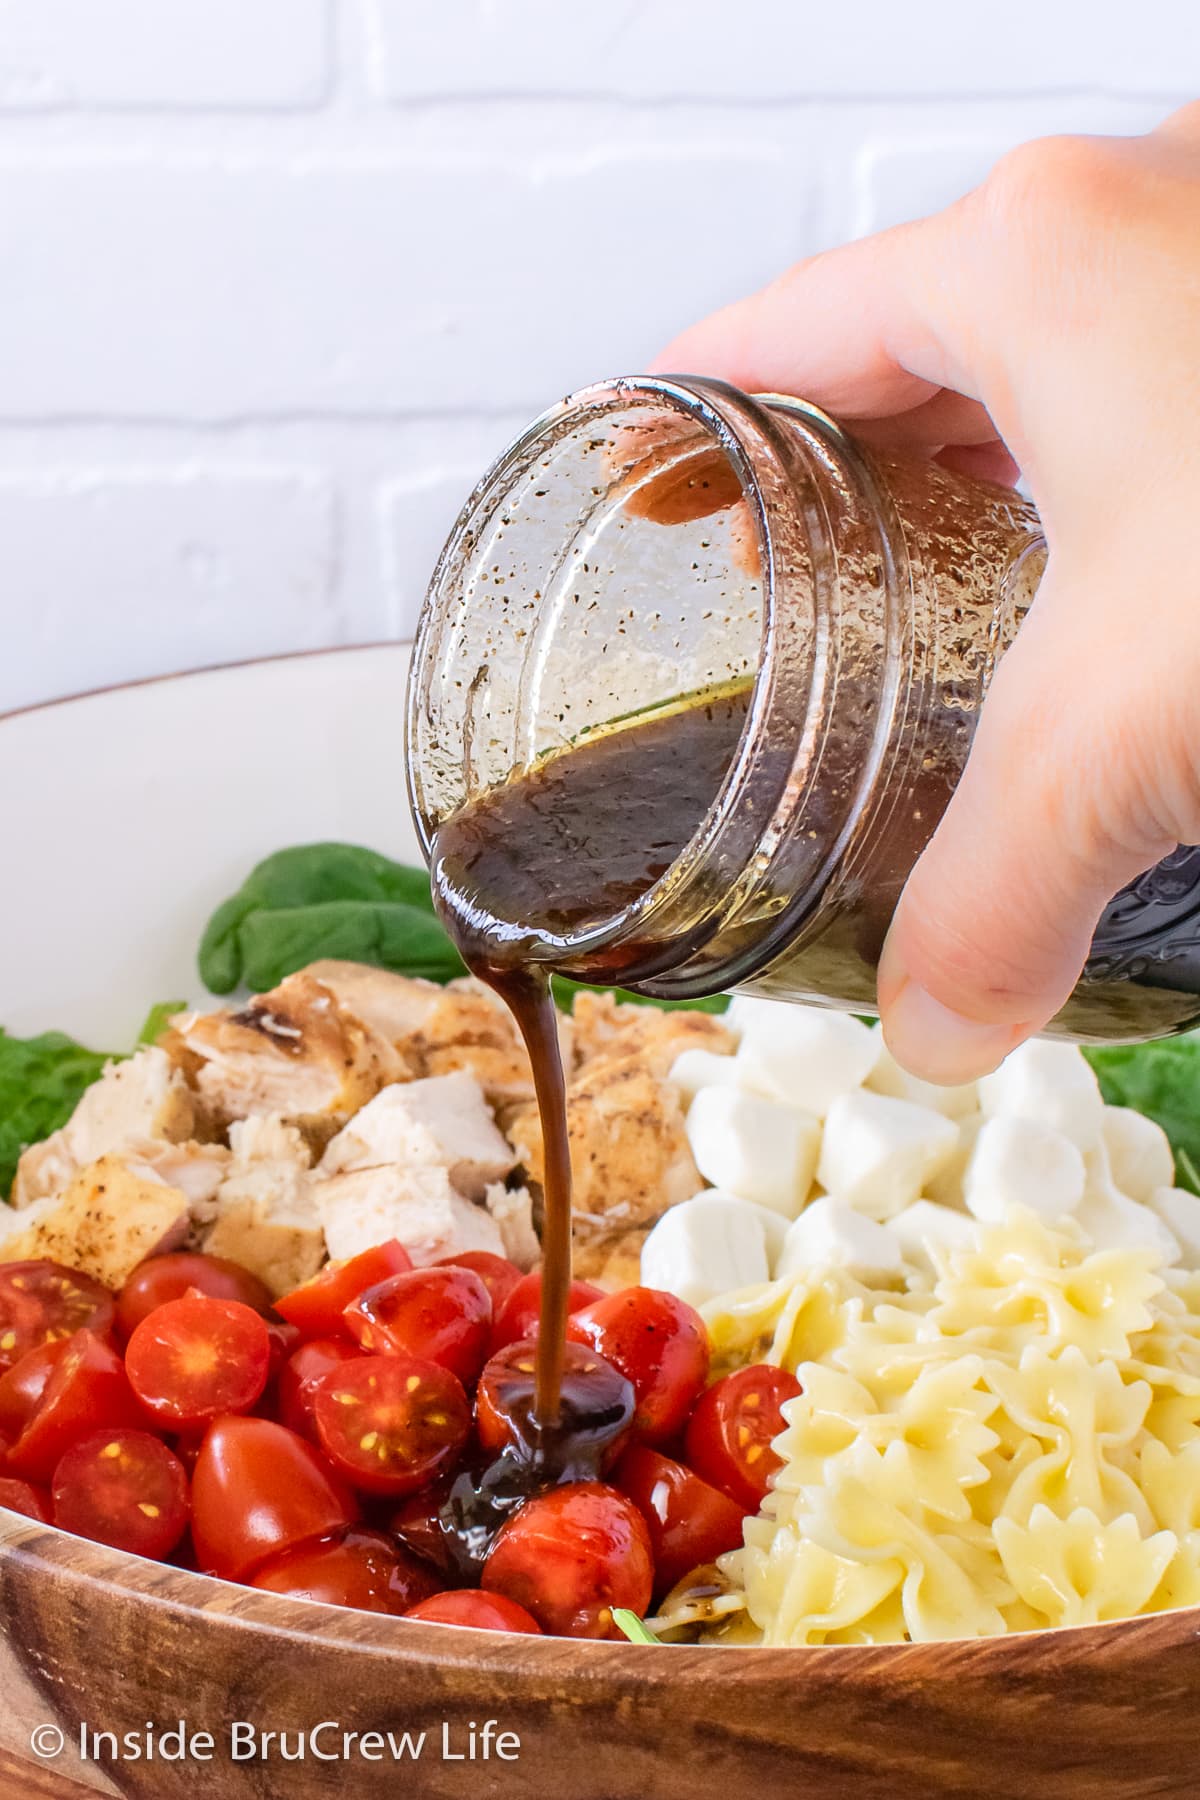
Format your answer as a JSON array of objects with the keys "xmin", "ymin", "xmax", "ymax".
[{"xmin": 652, "ymin": 105, "xmax": 1200, "ymax": 1083}]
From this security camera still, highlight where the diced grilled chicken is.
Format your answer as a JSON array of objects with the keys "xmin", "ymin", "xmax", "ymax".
[
  {"xmin": 0, "ymin": 1154, "xmax": 191, "ymax": 1288},
  {"xmin": 316, "ymin": 1163, "xmax": 505, "ymax": 1266},
  {"xmin": 320, "ymin": 1072, "xmax": 516, "ymax": 1200},
  {"xmin": 404, "ymin": 978, "xmax": 575, "ymax": 1121},
  {"xmin": 123, "ymin": 1139, "xmax": 232, "ymax": 1229},
  {"xmin": 202, "ymin": 1113, "xmax": 323, "ymax": 1295},
  {"xmin": 305, "ymin": 961, "xmax": 444, "ymax": 1045},
  {"xmin": 12, "ymin": 1048, "xmax": 199, "ymax": 1210},
  {"xmin": 508, "ymin": 1051, "xmax": 704, "ymax": 1236},
  {"xmin": 573, "ymin": 1223, "xmax": 650, "ymax": 1290},
  {"xmin": 484, "ymin": 1182, "xmax": 541, "ymax": 1271},
  {"xmin": 570, "ymin": 992, "xmax": 736, "ymax": 1078},
  {"xmin": 168, "ymin": 972, "xmax": 408, "ymax": 1128}
]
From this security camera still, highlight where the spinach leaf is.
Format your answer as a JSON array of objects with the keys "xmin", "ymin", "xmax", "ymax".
[
  {"xmin": 199, "ymin": 843, "xmax": 444, "ymax": 993},
  {"xmin": 236, "ymin": 901, "xmax": 465, "ymax": 994},
  {"xmin": 1084, "ymin": 1036, "xmax": 1200, "ymax": 1187},
  {"xmin": 552, "ymin": 977, "xmax": 729, "ymax": 1016},
  {"xmin": 137, "ymin": 1000, "xmax": 186, "ymax": 1047},
  {"xmin": 0, "ymin": 1028, "xmax": 114, "ymax": 1200}
]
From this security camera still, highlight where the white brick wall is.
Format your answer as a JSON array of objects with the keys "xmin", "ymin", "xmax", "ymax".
[{"xmin": 0, "ymin": 1, "xmax": 1194, "ymax": 712}]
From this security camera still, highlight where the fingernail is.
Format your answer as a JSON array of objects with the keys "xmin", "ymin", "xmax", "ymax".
[{"xmin": 882, "ymin": 979, "xmax": 1028, "ymax": 1085}]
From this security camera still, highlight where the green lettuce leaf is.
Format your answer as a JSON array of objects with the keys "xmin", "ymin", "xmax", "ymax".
[
  {"xmin": 137, "ymin": 1000, "xmax": 187, "ymax": 1047},
  {"xmin": 198, "ymin": 843, "xmax": 449, "ymax": 994},
  {"xmin": 0, "ymin": 1028, "xmax": 114, "ymax": 1200},
  {"xmin": 1084, "ymin": 1036, "xmax": 1200, "ymax": 1193}
]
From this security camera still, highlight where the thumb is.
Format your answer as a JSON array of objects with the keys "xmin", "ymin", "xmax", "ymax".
[{"xmin": 877, "ymin": 583, "xmax": 1180, "ymax": 1084}]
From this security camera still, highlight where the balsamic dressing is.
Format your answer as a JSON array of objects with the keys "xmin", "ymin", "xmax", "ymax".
[{"xmin": 427, "ymin": 685, "xmax": 749, "ymax": 1563}]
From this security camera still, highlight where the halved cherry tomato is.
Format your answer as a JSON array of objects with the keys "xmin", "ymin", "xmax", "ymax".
[
  {"xmin": 7, "ymin": 1330, "xmax": 145, "ymax": 1483},
  {"xmin": 52, "ymin": 1429, "xmax": 190, "ymax": 1559},
  {"xmin": 475, "ymin": 1339, "xmax": 633, "ymax": 1468},
  {"xmin": 263, "ymin": 1319, "xmax": 303, "ymax": 1389},
  {"xmin": 312, "ymin": 1355, "xmax": 471, "ymax": 1497},
  {"xmin": 483, "ymin": 1481, "xmax": 654, "ymax": 1639},
  {"xmin": 278, "ymin": 1337, "xmax": 361, "ymax": 1442},
  {"xmin": 683, "ymin": 1365, "xmax": 802, "ymax": 1511},
  {"xmin": 389, "ymin": 1483, "xmax": 456, "ymax": 1577},
  {"xmin": 0, "ymin": 1476, "xmax": 52, "ymax": 1524},
  {"xmin": 0, "ymin": 1261, "xmax": 114, "ymax": 1372},
  {"xmin": 490, "ymin": 1273, "xmax": 604, "ymax": 1353},
  {"xmin": 345, "ymin": 1268, "xmax": 492, "ymax": 1386},
  {"xmin": 191, "ymin": 1417, "xmax": 359, "ymax": 1581},
  {"xmin": 125, "ymin": 1295, "xmax": 270, "ymax": 1430},
  {"xmin": 276, "ymin": 1242, "xmax": 413, "ymax": 1338},
  {"xmin": 615, "ymin": 1444, "xmax": 746, "ymax": 1596},
  {"xmin": 116, "ymin": 1253, "xmax": 273, "ymax": 1339},
  {"xmin": 405, "ymin": 1590, "xmax": 542, "ymax": 1634},
  {"xmin": 0, "ymin": 1339, "xmax": 69, "ymax": 1443},
  {"xmin": 568, "ymin": 1287, "xmax": 709, "ymax": 1444},
  {"xmin": 436, "ymin": 1251, "xmax": 523, "ymax": 1317},
  {"xmin": 251, "ymin": 1527, "xmax": 441, "ymax": 1614}
]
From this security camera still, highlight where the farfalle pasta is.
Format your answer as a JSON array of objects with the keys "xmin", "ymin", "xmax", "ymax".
[{"xmin": 699, "ymin": 1209, "xmax": 1200, "ymax": 1644}]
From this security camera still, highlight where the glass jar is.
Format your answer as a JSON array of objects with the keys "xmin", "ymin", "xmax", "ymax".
[{"xmin": 407, "ymin": 374, "xmax": 1200, "ymax": 1042}]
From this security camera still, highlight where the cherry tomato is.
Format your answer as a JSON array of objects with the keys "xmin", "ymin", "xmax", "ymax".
[
  {"xmin": 191, "ymin": 1417, "xmax": 359, "ymax": 1582},
  {"xmin": 0, "ymin": 1339, "xmax": 69, "ymax": 1443},
  {"xmin": 276, "ymin": 1242, "xmax": 413, "ymax": 1338},
  {"xmin": 278, "ymin": 1337, "xmax": 361, "ymax": 1441},
  {"xmin": 0, "ymin": 1476, "xmax": 52, "ymax": 1524},
  {"xmin": 345, "ymin": 1268, "xmax": 492, "ymax": 1386},
  {"xmin": 483, "ymin": 1481, "xmax": 654, "ymax": 1639},
  {"xmin": 684, "ymin": 1365, "xmax": 802, "ymax": 1510},
  {"xmin": 405, "ymin": 1590, "xmax": 542, "ymax": 1634},
  {"xmin": 568, "ymin": 1287, "xmax": 709, "ymax": 1444},
  {"xmin": 116, "ymin": 1253, "xmax": 273, "ymax": 1339},
  {"xmin": 312, "ymin": 1356, "xmax": 471, "ymax": 1497},
  {"xmin": 0, "ymin": 1261, "xmax": 114, "ymax": 1372},
  {"xmin": 7, "ymin": 1330, "xmax": 145, "ymax": 1483},
  {"xmin": 251, "ymin": 1527, "xmax": 441, "ymax": 1614},
  {"xmin": 475, "ymin": 1339, "xmax": 633, "ymax": 1469},
  {"xmin": 52, "ymin": 1429, "xmax": 189, "ymax": 1560},
  {"xmin": 265, "ymin": 1319, "xmax": 302, "ymax": 1376},
  {"xmin": 615, "ymin": 1444, "xmax": 746, "ymax": 1596},
  {"xmin": 125, "ymin": 1295, "xmax": 271, "ymax": 1430},
  {"xmin": 436, "ymin": 1251, "xmax": 523, "ymax": 1316},
  {"xmin": 490, "ymin": 1273, "xmax": 604, "ymax": 1353},
  {"xmin": 389, "ymin": 1483, "xmax": 456, "ymax": 1577}
]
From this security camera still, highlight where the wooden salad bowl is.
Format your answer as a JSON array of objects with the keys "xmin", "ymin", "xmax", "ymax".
[
  {"xmin": 3, "ymin": 1508, "xmax": 1200, "ymax": 1800},
  {"xmin": 5, "ymin": 652, "xmax": 1200, "ymax": 1798}
]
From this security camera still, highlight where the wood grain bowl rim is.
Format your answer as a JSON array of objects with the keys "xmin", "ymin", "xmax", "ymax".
[{"xmin": 5, "ymin": 649, "xmax": 1200, "ymax": 1678}]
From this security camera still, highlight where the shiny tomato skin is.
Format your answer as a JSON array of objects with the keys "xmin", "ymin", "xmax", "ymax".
[
  {"xmin": 7, "ymin": 1330, "xmax": 146, "ymax": 1484},
  {"xmin": 483, "ymin": 1481, "xmax": 654, "ymax": 1639},
  {"xmin": 615, "ymin": 1444, "xmax": 746, "ymax": 1596},
  {"xmin": 0, "ymin": 1340, "xmax": 69, "ymax": 1443},
  {"xmin": 344, "ymin": 1268, "xmax": 492, "ymax": 1386},
  {"xmin": 311, "ymin": 1356, "xmax": 471, "ymax": 1498},
  {"xmin": 474, "ymin": 1338, "xmax": 633, "ymax": 1467},
  {"xmin": 388, "ymin": 1483, "xmax": 456, "ymax": 1577},
  {"xmin": 250, "ymin": 1527, "xmax": 441, "ymax": 1614},
  {"xmin": 683, "ymin": 1365, "xmax": 803, "ymax": 1511},
  {"xmin": 191, "ymin": 1416, "xmax": 360, "ymax": 1582},
  {"xmin": 52, "ymin": 1429, "xmax": 190, "ymax": 1559},
  {"xmin": 0, "ymin": 1476, "xmax": 52, "ymax": 1524},
  {"xmin": 276, "ymin": 1242, "xmax": 413, "ymax": 1338},
  {"xmin": 568, "ymin": 1288, "xmax": 710, "ymax": 1444},
  {"xmin": 490, "ymin": 1273, "xmax": 604, "ymax": 1354},
  {"xmin": 436, "ymin": 1251, "xmax": 523, "ymax": 1317},
  {"xmin": 125, "ymin": 1295, "xmax": 271, "ymax": 1431},
  {"xmin": 278, "ymin": 1337, "xmax": 361, "ymax": 1441},
  {"xmin": 116, "ymin": 1253, "xmax": 274, "ymax": 1339},
  {"xmin": 405, "ymin": 1590, "xmax": 542, "ymax": 1634},
  {"xmin": 0, "ymin": 1261, "xmax": 115, "ymax": 1372}
]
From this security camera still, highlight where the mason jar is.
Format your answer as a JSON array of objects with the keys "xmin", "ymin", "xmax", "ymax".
[{"xmin": 406, "ymin": 374, "xmax": 1200, "ymax": 1041}]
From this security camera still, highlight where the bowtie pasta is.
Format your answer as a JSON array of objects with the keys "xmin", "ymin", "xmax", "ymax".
[{"xmin": 695, "ymin": 1208, "xmax": 1200, "ymax": 1643}]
